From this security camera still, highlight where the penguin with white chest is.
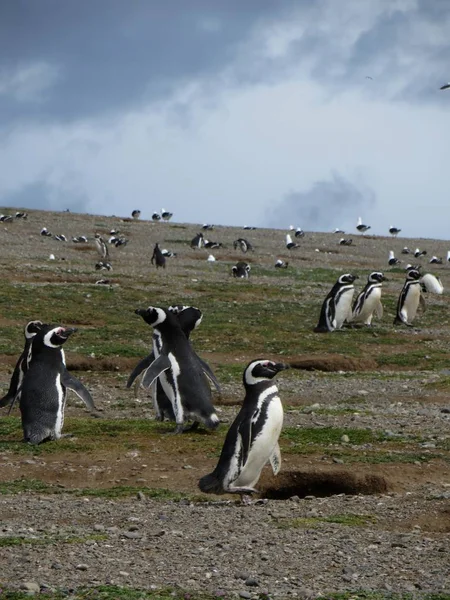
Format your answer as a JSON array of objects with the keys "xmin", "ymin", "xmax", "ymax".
[
  {"xmin": 0, "ymin": 320, "xmax": 44, "ymax": 411},
  {"xmin": 394, "ymin": 269, "xmax": 425, "ymax": 327},
  {"xmin": 351, "ymin": 272, "xmax": 386, "ymax": 326},
  {"xmin": 133, "ymin": 307, "xmax": 220, "ymax": 433},
  {"xmin": 198, "ymin": 359, "xmax": 288, "ymax": 500},
  {"xmin": 20, "ymin": 325, "xmax": 96, "ymax": 444},
  {"xmin": 314, "ymin": 273, "xmax": 358, "ymax": 332}
]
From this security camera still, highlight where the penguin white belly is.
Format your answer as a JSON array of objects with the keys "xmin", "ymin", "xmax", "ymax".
[
  {"xmin": 231, "ymin": 397, "xmax": 283, "ymax": 490},
  {"xmin": 335, "ymin": 289, "xmax": 354, "ymax": 329},
  {"xmin": 402, "ymin": 286, "xmax": 421, "ymax": 322},
  {"xmin": 354, "ymin": 288, "xmax": 381, "ymax": 325},
  {"xmin": 53, "ymin": 374, "xmax": 65, "ymax": 439},
  {"xmin": 160, "ymin": 352, "xmax": 184, "ymax": 423}
]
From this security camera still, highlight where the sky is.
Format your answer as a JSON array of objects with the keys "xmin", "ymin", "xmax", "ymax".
[{"xmin": 1, "ymin": 0, "xmax": 450, "ymax": 238}]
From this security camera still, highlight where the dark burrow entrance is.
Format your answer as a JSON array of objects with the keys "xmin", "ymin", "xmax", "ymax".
[{"xmin": 261, "ymin": 470, "xmax": 388, "ymax": 500}]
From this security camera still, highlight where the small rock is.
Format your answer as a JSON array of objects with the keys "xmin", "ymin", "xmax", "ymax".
[
  {"xmin": 76, "ymin": 564, "xmax": 89, "ymax": 571},
  {"xmin": 119, "ymin": 571, "xmax": 129, "ymax": 577},
  {"xmin": 51, "ymin": 563, "xmax": 63, "ymax": 570},
  {"xmin": 245, "ymin": 577, "xmax": 259, "ymax": 587},
  {"xmin": 289, "ymin": 495, "xmax": 300, "ymax": 502},
  {"xmin": 239, "ymin": 592, "xmax": 252, "ymax": 599},
  {"xmin": 332, "ymin": 457, "xmax": 344, "ymax": 464},
  {"xmin": 19, "ymin": 582, "xmax": 40, "ymax": 594},
  {"xmin": 341, "ymin": 434, "xmax": 350, "ymax": 443},
  {"xmin": 136, "ymin": 492, "xmax": 146, "ymax": 501},
  {"xmin": 236, "ymin": 572, "xmax": 250, "ymax": 581},
  {"xmin": 122, "ymin": 531, "xmax": 141, "ymax": 539},
  {"xmin": 441, "ymin": 407, "xmax": 450, "ymax": 414},
  {"xmin": 93, "ymin": 524, "xmax": 105, "ymax": 532}
]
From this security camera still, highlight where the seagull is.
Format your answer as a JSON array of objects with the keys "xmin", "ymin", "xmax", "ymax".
[
  {"xmin": 388, "ymin": 250, "xmax": 401, "ymax": 266},
  {"xmin": 275, "ymin": 259, "xmax": 289, "ymax": 268},
  {"xmin": 401, "ymin": 247, "xmax": 411, "ymax": 255},
  {"xmin": 429, "ymin": 256, "xmax": 443, "ymax": 264},
  {"xmin": 447, "ymin": 250, "xmax": 450, "ymax": 262},
  {"xmin": 285, "ymin": 234, "xmax": 299, "ymax": 250},
  {"xmin": 152, "ymin": 212, "xmax": 161, "ymax": 222},
  {"xmin": 161, "ymin": 208, "xmax": 173, "ymax": 222},
  {"xmin": 294, "ymin": 227, "xmax": 305, "ymax": 238},
  {"xmin": 333, "ymin": 228, "xmax": 345, "ymax": 234},
  {"xmin": 440, "ymin": 83, "xmax": 450, "ymax": 90},
  {"xmin": 389, "ymin": 226, "xmax": 401, "ymax": 237},
  {"xmin": 356, "ymin": 216, "xmax": 371, "ymax": 234},
  {"xmin": 414, "ymin": 248, "xmax": 427, "ymax": 258},
  {"xmin": 339, "ymin": 238, "xmax": 353, "ymax": 246}
]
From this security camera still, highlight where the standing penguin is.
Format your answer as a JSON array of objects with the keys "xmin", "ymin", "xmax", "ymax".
[
  {"xmin": 314, "ymin": 273, "xmax": 358, "ymax": 333},
  {"xmin": 133, "ymin": 307, "xmax": 220, "ymax": 433},
  {"xmin": 190, "ymin": 233, "xmax": 204, "ymax": 249},
  {"xmin": 94, "ymin": 233, "xmax": 109, "ymax": 260},
  {"xmin": 151, "ymin": 243, "xmax": 166, "ymax": 269},
  {"xmin": 351, "ymin": 272, "xmax": 386, "ymax": 326},
  {"xmin": 394, "ymin": 269, "xmax": 425, "ymax": 326},
  {"xmin": 20, "ymin": 325, "xmax": 96, "ymax": 444},
  {"xmin": 0, "ymin": 320, "xmax": 44, "ymax": 411},
  {"xmin": 198, "ymin": 359, "xmax": 288, "ymax": 500}
]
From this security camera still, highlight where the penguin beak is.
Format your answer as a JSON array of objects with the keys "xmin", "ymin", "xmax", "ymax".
[
  {"xmin": 274, "ymin": 363, "xmax": 290, "ymax": 372},
  {"xmin": 135, "ymin": 308, "xmax": 147, "ymax": 316},
  {"xmin": 60, "ymin": 327, "xmax": 77, "ymax": 338}
]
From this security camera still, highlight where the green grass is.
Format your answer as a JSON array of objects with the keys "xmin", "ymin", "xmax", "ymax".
[{"xmin": 0, "ymin": 586, "xmax": 224, "ymax": 600}]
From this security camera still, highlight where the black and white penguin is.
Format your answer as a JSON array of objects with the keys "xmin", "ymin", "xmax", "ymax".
[
  {"xmin": 198, "ymin": 359, "xmax": 288, "ymax": 499},
  {"xmin": 401, "ymin": 247, "xmax": 411, "ymax": 255},
  {"xmin": 15, "ymin": 212, "xmax": 28, "ymax": 219},
  {"xmin": 243, "ymin": 225, "xmax": 257, "ymax": 230},
  {"xmin": 191, "ymin": 232, "xmax": 204, "ymax": 249},
  {"xmin": 285, "ymin": 234, "xmax": 299, "ymax": 250},
  {"xmin": 152, "ymin": 212, "xmax": 161, "ymax": 221},
  {"xmin": 339, "ymin": 238, "xmax": 353, "ymax": 246},
  {"xmin": 388, "ymin": 250, "xmax": 401, "ymax": 266},
  {"xmin": 40, "ymin": 227, "xmax": 52, "ymax": 237},
  {"xmin": 351, "ymin": 272, "xmax": 386, "ymax": 326},
  {"xmin": 151, "ymin": 243, "xmax": 166, "ymax": 269},
  {"xmin": 132, "ymin": 209, "xmax": 141, "ymax": 219},
  {"xmin": 356, "ymin": 217, "xmax": 371, "ymax": 234},
  {"xmin": 161, "ymin": 248, "xmax": 177, "ymax": 258},
  {"xmin": 132, "ymin": 307, "xmax": 220, "ymax": 433},
  {"xmin": 109, "ymin": 235, "xmax": 128, "ymax": 247},
  {"xmin": 447, "ymin": 250, "xmax": 450, "ymax": 263},
  {"xmin": 72, "ymin": 235, "xmax": 88, "ymax": 243},
  {"xmin": 294, "ymin": 228, "xmax": 305, "ymax": 238},
  {"xmin": 389, "ymin": 226, "xmax": 401, "ymax": 237},
  {"xmin": 0, "ymin": 320, "xmax": 44, "ymax": 411},
  {"xmin": 275, "ymin": 259, "xmax": 289, "ymax": 268},
  {"xmin": 95, "ymin": 261, "xmax": 112, "ymax": 271},
  {"xmin": 161, "ymin": 209, "xmax": 173, "ymax": 222},
  {"xmin": 393, "ymin": 269, "xmax": 424, "ymax": 327},
  {"xmin": 233, "ymin": 238, "xmax": 253, "ymax": 253},
  {"xmin": 429, "ymin": 256, "xmax": 443, "ymax": 264},
  {"xmin": 414, "ymin": 248, "xmax": 427, "ymax": 258},
  {"xmin": 314, "ymin": 273, "xmax": 358, "ymax": 333},
  {"xmin": 53, "ymin": 234, "xmax": 67, "ymax": 242},
  {"xmin": 204, "ymin": 240, "xmax": 223, "ymax": 249},
  {"xmin": 202, "ymin": 224, "xmax": 214, "ymax": 230},
  {"xmin": 420, "ymin": 273, "xmax": 444, "ymax": 295},
  {"xmin": 94, "ymin": 233, "xmax": 109, "ymax": 259},
  {"xmin": 20, "ymin": 325, "xmax": 96, "ymax": 444},
  {"xmin": 0, "ymin": 214, "xmax": 13, "ymax": 222},
  {"xmin": 232, "ymin": 261, "xmax": 251, "ymax": 278}
]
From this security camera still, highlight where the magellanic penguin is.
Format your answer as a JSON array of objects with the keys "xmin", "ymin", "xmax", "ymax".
[
  {"xmin": 94, "ymin": 233, "xmax": 109, "ymax": 259},
  {"xmin": 198, "ymin": 359, "xmax": 289, "ymax": 501},
  {"xmin": 0, "ymin": 320, "xmax": 44, "ymax": 412},
  {"xmin": 190, "ymin": 232, "xmax": 204, "ymax": 249},
  {"xmin": 350, "ymin": 272, "xmax": 386, "ymax": 326},
  {"xmin": 151, "ymin": 243, "xmax": 166, "ymax": 269},
  {"xmin": 20, "ymin": 325, "xmax": 96, "ymax": 445},
  {"xmin": 314, "ymin": 273, "xmax": 358, "ymax": 333},
  {"xmin": 232, "ymin": 261, "xmax": 251, "ymax": 278},
  {"xmin": 133, "ymin": 307, "xmax": 220, "ymax": 433},
  {"xmin": 420, "ymin": 273, "xmax": 444, "ymax": 295},
  {"xmin": 233, "ymin": 238, "xmax": 253, "ymax": 253},
  {"xmin": 393, "ymin": 269, "xmax": 425, "ymax": 327},
  {"xmin": 127, "ymin": 305, "xmax": 221, "ymax": 423}
]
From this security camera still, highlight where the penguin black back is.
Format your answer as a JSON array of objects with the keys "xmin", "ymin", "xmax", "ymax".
[{"xmin": 151, "ymin": 243, "xmax": 166, "ymax": 268}]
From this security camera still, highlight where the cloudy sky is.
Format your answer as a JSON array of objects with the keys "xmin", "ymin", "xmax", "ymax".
[{"xmin": 1, "ymin": 0, "xmax": 450, "ymax": 238}]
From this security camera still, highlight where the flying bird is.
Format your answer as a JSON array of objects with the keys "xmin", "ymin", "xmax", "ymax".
[{"xmin": 440, "ymin": 83, "xmax": 450, "ymax": 90}]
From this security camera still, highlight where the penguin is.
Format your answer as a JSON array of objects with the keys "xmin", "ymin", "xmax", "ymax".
[
  {"xmin": 161, "ymin": 209, "xmax": 173, "ymax": 222},
  {"xmin": 389, "ymin": 226, "xmax": 401, "ymax": 237},
  {"xmin": 233, "ymin": 238, "xmax": 253, "ymax": 253},
  {"xmin": 429, "ymin": 256, "xmax": 443, "ymax": 264},
  {"xmin": 132, "ymin": 307, "xmax": 220, "ymax": 433},
  {"xmin": 152, "ymin": 212, "xmax": 161, "ymax": 221},
  {"xmin": 243, "ymin": 226, "xmax": 257, "ymax": 230},
  {"xmin": 350, "ymin": 272, "xmax": 386, "ymax": 326},
  {"xmin": 40, "ymin": 227, "xmax": 52, "ymax": 237},
  {"xmin": 20, "ymin": 325, "xmax": 96, "ymax": 444},
  {"xmin": 15, "ymin": 212, "xmax": 28, "ymax": 219},
  {"xmin": 314, "ymin": 273, "xmax": 358, "ymax": 333},
  {"xmin": 401, "ymin": 247, "xmax": 411, "ymax": 255},
  {"xmin": 202, "ymin": 224, "xmax": 214, "ymax": 230},
  {"xmin": 285, "ymin": 234, "xmax": 299, "ymax": 250},
  {"xmin": 72, "ymin": 235, "xmax": 88, "ymax": 243},
  {"xmin": 339, "ymin": 238, "xmax": 353, "ymax": 246},
  {"xmin": 198, "ymin": 359, "xmax": 288, "ymax": 500},
  {"xmin": 275, "ymin": 259, "xmax": 289, "ymax": 268},
  {"xmin": 151, "ymin": 243, "xmax": 166, "ymax": 269},
  {"xmin": 420, "ymin": 273, "xmax": 444, "ymax": 295},
  {"xmin": 388, "ymin": 250, "xmax": 401, "ymax": 266},
  {"xmin": 95, "ymin": 261, "xmax": 112, "ymax": 271},
  {"xmin": 94, "ymin": 233, "xmax": 109, "ymax": 259},
  {"xmin": 132, "ymin": 209, "xmax": 141, "ymax": 219},
  {"xmin": 204, "ymin": 240, "xmax": 223, "ymax": 249},
  {"xmin": 161, "ymin": 249, "xmax": 177, "ymax": 258},
  {"xmin": 294, "ymin": 228, "xmax": 305, "ymax": 238},
  {"xmin": 53, "ymin": 234, "xmax": 67, "ymax": 242},
  {"xmin": 414, "ymin": 248, "xmax": 427, "ymax": 258},
  {"xmin": 393, "ymin": 269, "xmax": 425, "ymax": 326},
  {"xmin": 0, "ymin": 214, "xmax": 13, "ymax": 222},
  {"xmin": 191, "ymin": 232, "xmax": 204, "ymax": 249},
  {"xmin": 232, "ymin": 261, "xmax": 251, "ymax": 278},
  {"xmin": 109, "ymin": 236, "xmax": 128, "ymax": 247},
  {"xmin": 0, "ymin": 320, "xmax": 44, "ymax": 411},
  {"xmin": 356, "ymin": 217, "xmax": 371, "ymax": 233}
]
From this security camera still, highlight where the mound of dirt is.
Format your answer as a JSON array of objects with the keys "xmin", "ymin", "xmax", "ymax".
[{"xmin": 289, "ymin": 354, "xmax": 377, "ymax": 371}]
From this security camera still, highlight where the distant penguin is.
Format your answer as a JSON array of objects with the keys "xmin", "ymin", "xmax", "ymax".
[
  {"xmin": 72, "ymin": 236, "xmax": 88, "ymax": 243},
  {"xmin": 356, "ymin": 217, "xmax": 371, "ymax": 234},
  {"xmin": 53, "ymin": 234, "xmax": 67, "ymax": 242},
  {"xmin": 447, "ymin": 250, "xmax": 450, "ymax": 262},
  {"xmin": 161, "ymin": 209, "xmax": 173, "ymax": 222},
  {"xmin": 429, "ymin": 256, "xmax": 443, "ymax": 264},
  {"xmin": 204, "ymin": 240, "xmax": 222, "ymax": 249},
  {"xmin": 389, "ymin": 226, "xmax": 401, "ymax": 237},
  {"xmin": 94, "ymin": 233, "xmax": 109, "ymax": 259},
  {"xmin": 132, "ymin": 209, "xmax": 141, "ymax": 219},
  {"xmin": 95, "ymin": 261, "xmax": 112, "ymax": 271},
  {"xmin": 133, "ymin": 307, "xmax": 220, "ymax": 433},
  {"xmin": 0, "ymin": 214, "xmax": 13, "ymax": 222},
  {"xmin": 15, "ymin": 212, "xmax": 28, "ymax": 219},
  {"xmin": 314, "ymin": 273, "xmax": 358, "ymax": 333},
  {"xmin": 351, "ymin": 272, "xmax": 386, "ymax": 326},
  {"xmin": 151, "ymin": 243, "xmax": 166, "ymax": 269},
  {"xmin": 202, "ymin": 224, "xmax": 214, "ymax": 230},
  {"xmin": 285, "ymin": 234, "xmax": 299, "ymax": 250},
  {"xmin": 40, "ymin": 227, "xmax": 52, "ymax": 237},
  {"xmin": 243, "ymin": 226, "xmax": 257, "ymax": 230},
  {"xmin": 232, "ymin": 261, "xmax": 251, "ymax": 278},
  {"xmin": 198, "ymin": 359, "xmax": 288, "ymax": 500},
  {"xmin": 401, "ymin": 247, "xmax": 411, "ymax": 255},
  {"xmin": 191, "ymin": 232, "xmax": 204, "ymax": 249},
  {"xmin": 388, "ymin": 250, "xmax": 401, "ymax": 266},
  {"xmin": 234, "ymin": 238, "xmax": 253, "ymax": 253},
  {"xmin": 275, "ymin": 259, "xmax": 289, "ymax": 268},
  {"xmin": 20, "ymin": 325, "xmax": 96, "ymax": 444},
  {"xmin": 394, "ymin": 269, "xmax": 424, "ymax": 327},
  {"xmin": 294, "ymin": 228, "xmax": 305, "ymax": 238},
  {"xmin": 339, "ymin": 238, "xmax": 353, "ymax": 246},
  {"xmin": 414, "ymin": 248, "xmax": 427, "ymax": 258},
  {"xmin": 0, "ymin": 320, "xmax": 44, "ymax": 411},
  {"xmin": 420, "ymin": 273, "xmax": 444, "ymax": 294},
  {"xmin": 161, "ymin": 248, "xmax": 177, "ymax": 258}
]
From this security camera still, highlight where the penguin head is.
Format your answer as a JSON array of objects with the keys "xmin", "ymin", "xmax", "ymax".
[
  {"xmin": 244, "ymin": 359, "xmax": 290, "ymax": 386},
  {"xmin": 338, "ymin": 273, "xmax": 358, "ymax": 285},
  {"xmin": 135, "ymin": 306, "xmax": 167, "ymax": 327},
  {"xmin": 168, "ymin": 305, "xmax": 203, "ymax": 334},
  {"xmin": 43, "ymin": 326, "xmax": 77, "ymax": 348},
  {"xmin": 368, "ymin": 272, "xmax": 386, "ymax": 283},
  {"xmin": 406, "ymin": 269, "xmax": 421, "ymax": 281},
  {"xmin": 24, "ymin": 320, "xmax": 44, "ymax": 339}
]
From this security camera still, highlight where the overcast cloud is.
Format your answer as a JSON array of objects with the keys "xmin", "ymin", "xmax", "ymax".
[{"xmin": 1, "ymin": 0, "xmax": 449, "ymax": 238}]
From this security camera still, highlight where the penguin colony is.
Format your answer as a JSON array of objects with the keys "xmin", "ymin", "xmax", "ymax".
[{"xmin": 1, "ymin": 210, "xmax": 449, "ymax": 502}]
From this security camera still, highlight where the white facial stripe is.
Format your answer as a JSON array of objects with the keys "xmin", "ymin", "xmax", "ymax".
[
  {"xmin": 245, "ymin": 361, "xmax": 274, "ymax": 385},
  {"xmin": 43, "ymin": 328, "xmax": 64, "ymax": 348},
  {"xmin": 148, "ymin": 307, "xmax": 166, "ymax": 326}
]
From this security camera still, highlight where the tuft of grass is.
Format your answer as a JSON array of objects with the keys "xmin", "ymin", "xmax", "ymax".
[{"xmin": 0, "ymin": 586, "xmax": 224, "ymax": 599}]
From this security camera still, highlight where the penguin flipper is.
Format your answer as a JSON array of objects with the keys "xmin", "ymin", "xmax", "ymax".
[
  {"xmin": 238, "ymin": 421, "xmax": 253, "ymax": 468},
  {"xmin": 269, "ymin": 443, "xmax": 282, "ymax": 475},
  {"xmin": 196, "ymin": 354, "xmax": 221, "ymax": 392},
  {"xmin": 419, "ymin": 294, "xmax": 427, "ymax": 313},
  {"xmin": 374, "ymin": 301, "xmax": 383, "ymax": 319},
  {"xmin": 0, "ymin": 356, "xmax": 23, "ymax": 407},
  {"xmin": 127, "ymin": 354, "xmax": 154, "ymax": 388},
  {"xmin": 141, "ymin": 354, "xmax": 171, "ymax": 388},
  {"xmin": 0, "ymin": 392, "xmax": 14, "ymax": 408},
  {"xmin": 62, "ymin": 372, "xmax": 96, "ymax": 411}
]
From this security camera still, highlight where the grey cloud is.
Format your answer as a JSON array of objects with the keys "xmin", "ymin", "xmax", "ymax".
[
  {"xmin": 266, "ymin": 173, "xmax": 376, "ymax": 232},
  {"xmin": 5, "ymin": 180, "xmax": 90, "ymax": 214}
]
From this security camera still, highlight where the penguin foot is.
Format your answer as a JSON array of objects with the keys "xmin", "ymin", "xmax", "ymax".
[{"xmin": 182, "ymin": 421, "xmax": 200, "ymax": 433}]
